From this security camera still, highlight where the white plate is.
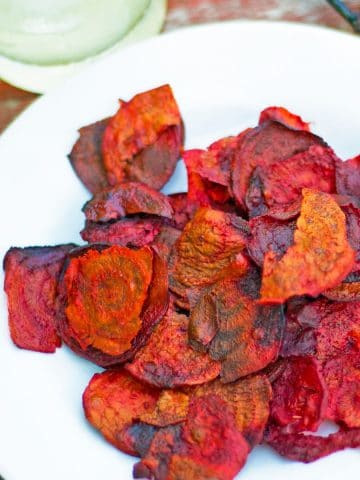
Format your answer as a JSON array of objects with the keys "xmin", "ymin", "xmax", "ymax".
[{"xmin": 0, "ymin": 20, "xmax": 360, "ymax": 480}]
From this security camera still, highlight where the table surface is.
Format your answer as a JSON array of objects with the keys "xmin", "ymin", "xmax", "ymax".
[{"xmin": 0, "ymin": 0, "xmax": 359, "ymax": 133}]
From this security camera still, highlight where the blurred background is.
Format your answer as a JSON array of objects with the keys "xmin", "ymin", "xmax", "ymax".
[{"xmin": 0, "ymin": 0, "xmax": 359, "ymax": 132}]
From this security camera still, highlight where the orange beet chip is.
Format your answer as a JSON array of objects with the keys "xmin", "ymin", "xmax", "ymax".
[
  {"xmin": 138, "ymin": 390, "xmax": 189, "ymax": 427},
  {"xmin": 102, "ymin": 85, "xmax": 183, "ymax": 189},
  {"xmin": 83, "ymin": 182, "xmax": 173, "ymax": 223},
  {"xmin": 169, "ymin": 207, "xmax": 250, "ymax": 306},
  {"xmin": 3, "ymin": 244, "xmax": 76, "ymax": 353},
  {"xmin": 259, "ymin": 106, "xmax": 311, "ymax": 131},
  {"xmin": 323, "ymin": 270, "xmax": 360, "ymax": 302},
  {"xmin": 56, "ymin": 245, "xmax": 168, "ymax": 366},
  {"xmin": 261, "ymin": 189, "xmax": 355, "ymax": 303},
  {"xmin": 270, "ymin": 356, "xmax": 327, "ymax": 434},
  {"xmin": 189, "ymin": 269, "xmax": 284, "ymax": 382},
  {"xmin": 126, "ymin": 308, "xmax": 220, "ymax": 388},
  {"xmin": 83, "ymin": 369, "xmax": 160, "ymax": 456},
  {"xmin": 192, "ymin": 374, "xmax": 272, "ymax": 447},
  {"xmin": 134, "ymin": 395, "xmax": 249, "ymax": 480},
  {"xmin": 323, "ymin": 354, "xmax": 360, "ymax": 428},
  {"xmin": 68, "ymin": 118, "xmax": 110, "ymax": 194},
  {"xmin": 231, "ymin": 120, "xmax": 326, "ymax": 209}
]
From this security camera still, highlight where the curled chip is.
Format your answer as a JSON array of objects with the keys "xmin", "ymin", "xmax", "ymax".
[
  {"xmin": 68, "ymin": 118, "xmax": 110, "ymax": 194},
  {"xmin": 259, "ymin": 106, "xmax": 311, "ymax": 131},
  {"xmin": 134, "ymin": 395, "xmax": 249, "ymax": 480},
  {"xmin": 83, "ymin": 369, "xmax": 160, "ymax": 456},
  {"xmin": 261, "ymin": 189, "xmax": 355, "ymax": 303},
  {"xmin": 192, "ymin": 374, "xmax": 272, "ymax": 447},
  {"xmin": 3, "ymin": 244, "xmax": 76, "ymax": 353},
  {"xmin": 189, "ymin": 269, "xmax": 284, "ymax": 382},
  {"xmin": 270, "ymin": 356, "xmax": 327, "ymax": 433},
  {"xmin": 247, "ymin": 212, "xmax": 296, "ymax": 267},
  {"xmin": 246, "ymin": 145, "xmax": 337, "ymax": 216},
  {"xmin": 336, "ymin": 155, "xmax": 360, "ymax": 197},
  {"xmin": 323, "ymin": 354, "xmax": 360, "ymax": 428},
  {"xmin": 324, "ymin": 270, "xmax": 360, "ymax": 301},
  {"xmin": 265, "ymin": 424, "xmax": 360, "ymax": 463},
  {"xmin": 231, "ymin": 120, "xmax": 327, "ymax": 209},
  {"xmin": 57, "ymin": 245, "xmax": 168, "ymax": 366},
  {"xmin": 169, "ymin": 207, "xmax": 250, "ymax": 306},
  {"xmin": 183, "ymin": 134, "xmax": 249, "ymax": 209},
  {"xmin": 81, "ymin": 217, "xmax": 163, "ymax": 247},
  {"xmin": 167, "ymin": 193, "xmax": 198, "ymax": 230},
  {"xmin": 83, "ymin": 182, "xmax": 173, "ymax": 222},
  {"xmin": 126, "ymin": 308, "xmax": 220, "ymax": 388},
  {"xmin": 138, "ymin": 390, "xmax": 189, "ymax": 427},
  {"xmin": 102, "ymin": 85, "xmax": 183, "ymax": 189}
]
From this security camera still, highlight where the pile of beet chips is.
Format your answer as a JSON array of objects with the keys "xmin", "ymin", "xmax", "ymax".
[{"xmin": 4, "ymin": 85, "xmax": 360, "ymax": 480}]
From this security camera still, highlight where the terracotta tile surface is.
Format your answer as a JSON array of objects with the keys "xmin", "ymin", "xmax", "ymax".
[{"xmin": 0, "ymin": 0, "xmax": 359, "ymax": 133}]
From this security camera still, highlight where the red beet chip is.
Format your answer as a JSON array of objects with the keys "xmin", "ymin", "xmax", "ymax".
[
  {"xmin": 270, "ymin": 356, "xmax": 327, "ymax": 433},
  {"xmin": 189, "ymin": 268, "xmax": 285, "ymax": 383},
  {"xmin": 259, "ymin": 106, "xmax": 311, "ymax": 131},
  {"xmin": 3, "ymin": 244, "xmax": 76, "ymax": 353},
  {"xmin": 247, "ymin": 211, "xmax": 296, "ymax": 267},
  {"xmin": 56, "ymin": 245, "xmax": 168, "ymax": 367},
  {"xmin": 323, "ymin": 354, "xmax": 360, "ymax": 428},
  {"xmin": 83, "ymin": 369, "xmax": 160, "ymax": 457},
  {"xmin": 231, "ymin": 120, "xmax": 327, "ymax": 210},
  {"xmin": 246, "ymin": 145, "xmax": 337, "ymax": 217},
  {"xmin": 336, "ymin": 155, "xmax": 360, "ymax": 197},
  {"xmin": 126, "ymin": 308, "xmax": 220, "ymax": 388},
  {"xmin": 81, "ymin": 217, "xmax": 163, "ymax": 247},
  {"xmin": 102, "ymin": 85, "xmax": 183, "ymax": 190},
  {"xmin": 264, "ymin": 424, "xmax": 360, "ymax": 463},
  {"xmin": 192, "ymin": 374, "xmax": 272, "ymax": 448},
  {"xmin": 134, "ymin": 395, "xmax": 249, "ymax": 480},
  {"xmin": 167, "ymin": 193, "xmax": 198, "ymax": 230},
  {"xmin": 68, "ymin": 118, "xmax": 110, "ymax": 194},
  {"xmin": 83, "ymin": 182, "xmax": 173, "ymax": 223}
]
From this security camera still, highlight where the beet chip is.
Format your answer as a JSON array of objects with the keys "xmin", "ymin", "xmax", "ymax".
[
  {"xmin": 81, "ymin": 217, "xmax": 163, "ymax": 247},
  {"xmin": 323, "ymin": 354, "xmax": 360, "ymax": 428},
  {"xmin": 68, "ymin": 118, "xmax": 109, "ymax": 194},
  {"xmin": 259, "ymin": 106, "xmax": 310, "ymax": 131},
  {"xmin": 138, "ymin": 390, "xmax": 189, "ymax": 427},
  {"xmin": 192, "ymin": 374, "xmax": 272, "ymax": 447},
  {"xmin": 134, "ymin": 395, "xmax": 249, "ymax": 480},
  {"xmin": 189, "ymin": 269, "xmax": 284, "ymax": 382},
  {"xmin": 246, "ymin": 145, "xmax": 337, "ymax": 216},
  {"xmin": 168, "ymin": 193, "xmax": 198, "ymax": 230},
  {"xmin": 323, "ymin": 270, "xmax": 360, "ymax": 301},
  {"xmin": 336, "ymin": 155, "xmax": 360, "ymax": 197},
  {"xmin": 150, "ymin": 226, "xmax": 181, "ymax": 262},
  {"xmin": 231, "ymin": 120, "xmax": 326, "ymax": 209},
  {"xmin": 270, "ymin": 356, "xmax": 327, "ymax": 433},
  {"xmin": 126, "ymin": 308, "xmax": 220, "ymax": 388},
  {"xmin": 57, "ymin": 245, "xmax": 168, "ymax": 366},
  {"xmin": 3, "ymin": 244, "xmax": 76, "ymax": 353},
  {"xmin": 83, "ymin": 182, "xmax": 173, "ymax": 223},
  {"xmin": 169, "ymin": 207, "xmax": 250, "ymax": 306},
  {"xmin": 261, "ymin": 189, "xmax": 355, "ymax": 303},
  {"xmin": 83, "ymin": 369, "xmax": 160, "ymax": 456},
  {"xmin": 247, "ymin": 212, "xmax": 296, "ymax": 267},
  {"xmin": 265, "ymin": 425, "xmax": 360, "ymax": 463},
  {"xmin": 102, "ymin": 85, "xmax": 183, "ymax": 189}
]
